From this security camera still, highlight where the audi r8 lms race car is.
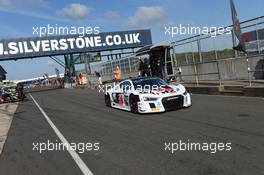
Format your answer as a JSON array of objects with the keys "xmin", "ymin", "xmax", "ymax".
[{"xmin": 104, "ymin": 77, "xmax": 191, "ymax": 113}]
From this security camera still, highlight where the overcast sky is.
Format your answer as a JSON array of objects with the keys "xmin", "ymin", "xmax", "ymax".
[{"xmin": 0, "ymin": 0, "xmax": 263, "ymax": 80}]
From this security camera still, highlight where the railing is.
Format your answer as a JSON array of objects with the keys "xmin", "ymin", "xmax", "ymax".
[
  {"xmin": 91, "ymin": 16, "xmax": 264, "ymax": 85},
  {"xmin": 172, "ymin": 16, "xmax": 264, "ymax": 86},
  {"xmin": 174, "ymin": 16, "xmax": 264, "ymax": 66},
  {"xmin": 96, "ymin": 55, "xmax": 140, "ymax": 78}
]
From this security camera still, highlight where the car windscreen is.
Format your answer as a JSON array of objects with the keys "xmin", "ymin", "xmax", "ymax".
[
  {"xmin": 132, "ymin": 78, "xmax": 168, "ymax": 90},
  {"xmin": 4, "ymin": 86, "xmax": 16, "ymax": 93}
]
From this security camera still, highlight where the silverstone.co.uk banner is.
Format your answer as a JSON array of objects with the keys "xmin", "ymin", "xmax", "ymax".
[{"xmin": 0, "ymin": 29, "xmax": 152, "ymax": 60}]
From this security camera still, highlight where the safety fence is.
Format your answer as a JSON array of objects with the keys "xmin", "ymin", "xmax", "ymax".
[
  {"xmin": 95, "ymin": 55, "xmax": 140, "ymax": 78},
  {"xmin": 174, "ymin": 16, "xmax": 264, "ymax": 66},
  {"xmin": 90, "ymin": 16, "xmax": 264, "ymax": 85},
  {"xmin": 173, "ymin": 16, "xmax": 264, "ymax": 85},
  {"xmin": 179, "ymin": 55, "xmax": 264, "ymax": 85}
]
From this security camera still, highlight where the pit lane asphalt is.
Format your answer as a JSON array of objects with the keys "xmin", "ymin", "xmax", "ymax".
[{"xmin": 0, "ymin": 88, "xmax": 264, "ymax": 175}]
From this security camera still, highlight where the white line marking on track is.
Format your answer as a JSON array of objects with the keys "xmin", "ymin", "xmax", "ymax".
[{"xmin": 29, "ymin": 93, "xmax": 93, "ymax": 175}]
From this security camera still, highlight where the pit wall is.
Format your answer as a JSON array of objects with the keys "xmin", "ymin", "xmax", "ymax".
[
  {"xmin": 180, "ymin": 55, "xmax": 264, "ymax": 81},
  {"xmin": 89, "ymin": 55, "xmax": 264, "ymax": 84}
]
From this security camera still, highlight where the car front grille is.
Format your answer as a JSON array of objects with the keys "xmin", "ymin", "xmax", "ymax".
[{"xmin": 162, "ymin": 95, "xmax": 184, "ymax": 111}]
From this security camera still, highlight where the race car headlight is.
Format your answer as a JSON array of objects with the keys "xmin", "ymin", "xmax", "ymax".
[{"xmin": 143, "ymin": 97, "xmax": 159, "ymax": 101}]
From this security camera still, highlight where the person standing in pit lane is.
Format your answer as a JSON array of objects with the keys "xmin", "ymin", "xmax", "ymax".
[
  {"xmin": 16, "ymin": 83, "xmax": 24, "ymax": 101},
  {"xmin": 114, "ymin": 66, "xmax": 122, "ymax": 82},
  {"xmin": 95, "ymin": 71, "xmax": 102, "ymax": 85},
  {"xmin": 138, "ymin": 58, "xmax": 150, "ymax": 77}
]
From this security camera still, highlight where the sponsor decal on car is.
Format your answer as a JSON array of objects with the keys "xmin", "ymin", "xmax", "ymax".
[{"xmin": 151, "ymin": 108, "xmax": 160, "ymax": 112}]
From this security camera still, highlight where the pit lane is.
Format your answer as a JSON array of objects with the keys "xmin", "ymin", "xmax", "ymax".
[{"xmin": 0, "ymin": 88, "xmax": 263, "ymax": 175}]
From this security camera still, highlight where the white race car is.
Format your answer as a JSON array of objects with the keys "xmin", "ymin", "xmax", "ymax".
[{"xmin": 104, "ymin": 77, "xmax": 191, "ymax": 113}]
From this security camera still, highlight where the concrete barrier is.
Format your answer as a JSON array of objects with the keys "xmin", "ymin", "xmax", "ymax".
[
  {"xmin": 244, "ymin": 87, "xmax": 264, "ymax": 97},
  {"xmin": 185, "ymin": 85, "xmax": 264, "ymax": 97},
  {"xmin": 186, "ymin": 86, "xmax": 221, "ymax": 95}
]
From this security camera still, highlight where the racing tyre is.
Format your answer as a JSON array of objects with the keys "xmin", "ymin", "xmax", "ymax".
[
  {"xmin": 105, "ymin": 94, "xmax": 111, "ymax": 107},
  {"xmin": 129, "ymin": 95, "xmax": 139, "ymax": 113}
]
